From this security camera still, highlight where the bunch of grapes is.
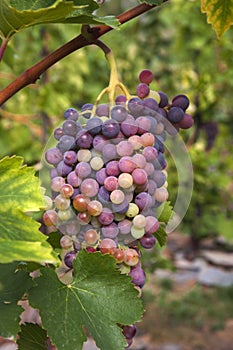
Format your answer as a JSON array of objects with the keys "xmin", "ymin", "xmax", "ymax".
[{"xmin": 42, "ymin": 69, "xmax": 193, "ymax": 348}]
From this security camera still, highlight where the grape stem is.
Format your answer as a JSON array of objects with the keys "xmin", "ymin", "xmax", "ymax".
[
  {"xmin": 0, "ymin": 1, "xmax": 169, "ymax": 106},
  {"xmin": 94, "ymin": 40, "xmax": 131, "ymax": 107}
]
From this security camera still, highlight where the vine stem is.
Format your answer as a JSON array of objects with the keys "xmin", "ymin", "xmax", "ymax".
[
  {"xmin": 94, "ymin": 40, "xmax": 131, "ymax": 106},
  {"xmin": 0, "ymin": 1, "xmax": 168, "ymax": 106}
]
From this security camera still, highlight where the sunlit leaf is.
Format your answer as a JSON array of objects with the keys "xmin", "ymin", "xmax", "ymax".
[
  {"xmin": 201, "ymin": 0, "xmax": 233, "ymax": 38},
  {"xmin": 0, "ymin": 156, "xmax": 59, "ymax": 265}
]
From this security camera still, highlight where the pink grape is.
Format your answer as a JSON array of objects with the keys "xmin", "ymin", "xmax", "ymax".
[{"xmin": 80, "ymin": 179, "xmax": 99, "ymax": 197}]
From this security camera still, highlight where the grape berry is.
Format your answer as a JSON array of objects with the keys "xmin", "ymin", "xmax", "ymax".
[{"xmin": 43, "ymin": 69, "xmax": 193, "ymax": 348}]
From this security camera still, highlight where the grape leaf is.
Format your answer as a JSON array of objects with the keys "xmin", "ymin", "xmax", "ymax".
[
  {"xmin": 154, "ymin": 225, "xmax": 167, "ymax": 247},
  {"xmin": 17, "ymin": 323, "xmax": 48, "ymax": 350},
  {"xmin": 0, "ymin": 0, "xmax": 118, "ymax": 44},
  {"xmin": 0, "ymin": 156, "xmax": 59, "ymax": 265},
  {"xmin": 0, "ymin": 262, "xmax": 33, "ymax": 338},
  {"xmin": 201, "ymin": 0, "xmax": 233, "ymax": 38},
  {"xmin": 158, "ymin": 201, "xmax": 173, "ymax": 224},
  {"xmin": 29, "ymin": 250, "xmax": 144, "ymax": 350}
]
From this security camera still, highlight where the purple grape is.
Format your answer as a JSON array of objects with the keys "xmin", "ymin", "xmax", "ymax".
[
  {"xmin": 140, "ymin": 233, "xmax": 156, "ymax": 249},
  {"xmin": 63, "ymin": 150, "xmax": 77, "ymax": 165},
  {"xmin": 121, "ymin": 118, "xmax": 138, "ymax": 137},
  {"xmin": 50, "ymin": 168, "xmax": 59, "ymax": 179},
  {"xmin": 127, "ymin": 97, "xmax": 144, "ymax": 116},
  {"xmin": 112, "ymin": 199, "xmax": 129, "ymax": 214},
  {"xmin": 45, "ymin": 147, "xmax": 63, "ymax": 165},
  {"xmin": 154, "ymin": 137, "xmax": 165, "ymax": 153},
  {"xmin": 139, "ymin": 69, "xmax": 153, "ymax": 84},
  {"xmin": 80, "ymin": 178, "xmax": 99, "ymax": 197},
  {"xmin": 178, "ymin": 113, "xmax": 194, "ymax": 129},
  {"xmin": 122, "ymin": 325, "xmax": 137, "ymax": 339},
  {"xmin": 95, "ymin": 168, "xmax": 108, "ymax": 185},
  {"xmin": 118, "ymin": 219, "xmax": 132, "ymax": 235},
  {"xmin": 57, "ymin": 135, "xmax": 76, "ymax": 153},
  {"xmin": 118, "ymin": 157, "xmax": 136, "ymax": 173},
  {"xmin": 75, "ymin": 162, "xmax": 92, "ymax": 178},
  {"xmin": 129, "ymin": 264, "xmax": 146, "ymax": 287},
  {"xmin": 147, "ymin": 179, "xmax": 157, "ymax": 195},
  {"xmin": 136, "ymin": 116, "xmax": 151, "ymax": 134},
  {"xmin": 86, "ymin": 117, "xmax": 103, "ymax": 135},
  {"xmin": 64, "ymin": 108, "xmax": 79, "ymax": 121},
  {"xmin": 158, "ymin": 107, "xmax": 167, "ymax": 118},
  {"xmin": 132, "ymin": 168, "xmax": 148, "ymax": 185},
  {"xmin": 67, "ymin": 171, "xmax": 81, "ymax": 187},
  {"xmin": 101, "ymin": 222, "xmax": 119, "ymax": 238},
  {"xmin": 98, "ymin": 208, "xmax": 114, "ymax": 225},
  {"xmin": 102, "ymin": 143, "xmax": 118, "ymax": 162},
  {"xmin": 76, "ymin": 130, "xmax": 93, "ymax": 149},
  {"xmin": 157, "ymin": 152, "xmax": 167, "ymax": 169},
  {"xmin": 81, "ymin": 103, "xmax": 93, "ymax": 119},
  {"xmin": 56, "ymin": 161, "xmax": 73, "ymax": 177},
  {"xmin": 172, "ymin": 94, "xmax": 190, "ymax": 111},
  {"xmin": 152, "ymin": 170, "xmax": 166, "ymax": 187},
  {"xmin": 54, "ymin": 127, "xmax": 63, "ymax": 140},
  {"xmin": 136, "ymin": 83, "xmax": 150, "ymax": 99},
  {"xmin": 62, "ymin": 119, "xmax": 78, "ymax": 136},
  {"xmin": 142, "ymin": 146, "xmax": 158, "ymax": 162},
  {"xmin": 111, "ymin": 105, "xmax": 128, "ymax": 122},
  {"xmin": 145, "ymin": 216, "xmax": 159, "ymax": 234},
  {"xmin": 135, "ymin": 192, "xmax": 152, "ymax": 211},
  {"xmin": 167, "ymin": 106, "xmax": 184, "ymax": 123},
  {"xmin": 98, "ymin": 186, "xmax": 111, "ymax": 204},
  {"xmin": 93, "ymin": 134, "xmax": 108, "ymax": 151},
  {"xmin": 96, "ymin": 104, "xmax": 109, "ymax": 117},
  {"xmin": 64, "ymin": 250, "xmax": 77, "ymax": 268},
  {"xmin": 102, "ymin": 119, "xmax": 120, "ymax": 138},
  {"xmin": 158, "ymin": 91, "xmax": 169, "ymax": 108},
  {"xmin": 143, "ymin": 98, "xmax": 159, "ymax": 113},
  {"xmin": 115, "ymin": 95, "xmax": 127, "ymax": 105},
  {"xmin": 106, "ymin": 160, "xmax": 120, "ymax": 176}
]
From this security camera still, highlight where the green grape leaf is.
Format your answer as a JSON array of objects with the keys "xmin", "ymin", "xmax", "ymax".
[
  {"xmin": 154, "ymin": 226, "xmax": 167, "ymax": 247},
  {"xmin": 201, "ymin": 0, "xmax": 233, "ymax": 38},
  {"xmin": 0, "ymin": 0, "xmax": 118, "ymax": 45},
  {"xmin": 0, "ymin": 262, "xmax": 33, "ymax": 338},
  {"xmin": 61, "ymin": 14, "xmax": 119, "ymax": 28},
  {"xmin": 0, "ymin": 156, "xmax": 59, "ymax": 265},
  {"xmin": 138, "ymin": 0, "xmax": 164, "ymax": 5},
  {"xmin": 158, "ymin": 201, "xmax": 173, "ymax": 224},
  {"xmin": 17, "ymin": 323, "xmax": 48, "ymax": 350},
  {"xmin": 29, "ymin": 250, "xmax": 144, "ymax": 350}
]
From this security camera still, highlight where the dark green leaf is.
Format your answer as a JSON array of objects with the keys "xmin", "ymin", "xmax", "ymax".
[
  {"xmin": 0, "ymin": 262, "xmax": 33, "ymax": 338},
  {"xmin": 47, "ymin": 231, "xmax": 62, "ymax": 250},
  {"xmin": 17, "ymin": 323, "xmax": 48, "ymax": 350},
  {"xmin": 29, "ymin": 250, "xmax": 143, "ymax": 350}
]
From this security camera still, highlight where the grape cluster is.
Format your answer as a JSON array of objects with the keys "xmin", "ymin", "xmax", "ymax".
[{"xmin": 42, "ymin": 69, "xmax": 193, "ymax": 348}]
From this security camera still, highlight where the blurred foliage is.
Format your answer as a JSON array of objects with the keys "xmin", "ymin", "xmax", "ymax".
[
  {"xmin": 0, "ymin": 0, "xmax": 232, "ymax": 242},
  {"xmin": 142, "ymin": 284, "xmax": 233, "ymax": 333}
]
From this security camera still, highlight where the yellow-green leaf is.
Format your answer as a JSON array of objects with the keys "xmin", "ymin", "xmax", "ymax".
[
  {"xmin": 0, "ymin": 156, "xmax": 59, "ymax": 265},
  {"xmin": 201, "ymin": 0, "xmax": 233, "ymax": 38}
]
